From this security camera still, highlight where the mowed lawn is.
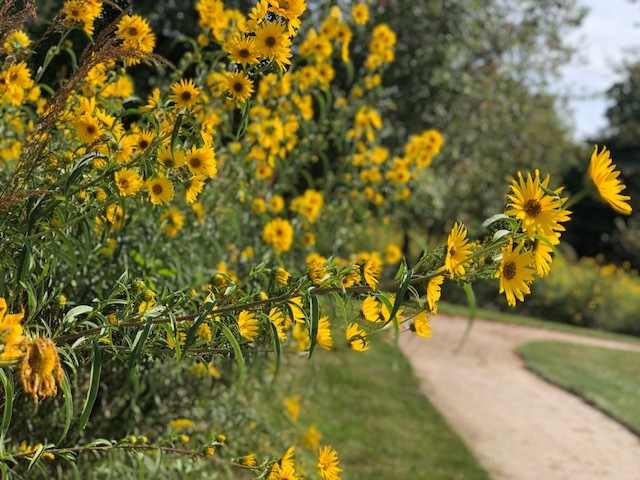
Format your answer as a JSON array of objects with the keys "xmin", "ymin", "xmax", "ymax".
[
  {"xmin": 263, "ymin": 335, "xmax": 490, "ymax": 480},
  {"xmin": 518, "ymin": 340, "xmax": 640, "ymax": 435}
]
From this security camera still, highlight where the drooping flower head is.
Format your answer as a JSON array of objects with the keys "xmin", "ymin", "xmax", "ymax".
[
  {"xmin": 20, "ymin": 338, "xmax": 64, "ymax": 402},
  {"xmin": 589, "ymin": 145, "xmax": 632, "ymax": 215},
  {"xmin": 411, "ymin": 310, "xmax": 432, "ymax": 338},
  {"xmin": 346, "ymin": 323, "xmax": 368, "ymax": 351},
  {"xmin": 237, "ymin": 310, "xmax": 259, "ymax": 341}
]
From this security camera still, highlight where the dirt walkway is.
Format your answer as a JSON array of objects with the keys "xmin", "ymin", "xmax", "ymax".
[{"xmin": 399, "ymin": 315, "xmax": 640, "ymax": 480}]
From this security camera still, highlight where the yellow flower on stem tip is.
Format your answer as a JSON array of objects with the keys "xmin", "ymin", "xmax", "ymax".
[
  {"xmin": 317, "ymin": 445, "xmax": 342, "ymax": 480},
  {"xmin": 589, "ymin": 145, "xmax": 632, "ymax": 215},
  {"xmin": 360, "ymin": 296, "xmax": 380, "ymax": 323},
  {"xmin": 316, "ymin": 316, "xmax": 333, "ymax": 350},
  {"xmin": 146, "ymin": 177, "xmax": 174, "ymax": 205},
  {"xmin": 445, "ymin": 222, "xmax": 473, "ymax": 278},
  {"xmin": 114, "ymin": 168, "xmax": 143, "ymax": 197},
  {"xmin": 170, "ymin": 78, "xmax": 200, "ymax": 110},
  {"xmin": 426, "ymin": 270, "xmax": 444, "ymax": 314},
  {"xmin": 495, "ymin": 241, "xmax": 535, "ymax": 307},
  {"xmin": 504, "ymin": 171, "xmax": 569, "ymax": 239},
  {"xmin": 20, "ymin": 337, "xmax": 64, "ymax": 402}
]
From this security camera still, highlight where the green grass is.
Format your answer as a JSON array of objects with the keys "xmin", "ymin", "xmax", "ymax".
[
  {"xmin": 438, "ymin": 301, "xmax": 640, "ymax": 346},
  {"xmin": 517, "ymin": 340, "xmax": 640, "ymax": 435},
  {"xmin": 261, "ymin": 336, "xmax": 490, "ymax": 480}
]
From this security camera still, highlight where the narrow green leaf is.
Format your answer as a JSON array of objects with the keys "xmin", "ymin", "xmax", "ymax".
[
  {"xmin": 0, "ymin": 369, "xmax": 13, "ymax": 439},
  {"xmin": 218, "ymin": 323, "xmax": 245, "ymax": 389},
  {"xmin": 183, "ymin": 301, "xmax": 217, "ymax": 355},
  {"xmin": 454, "ymin": 282, "xmax": 477, "ymax": 353},
  {"xmin": 267, "ymin": 321, "xmax": 281, "ymax": 379},
  {"xmin": 58, "ymin": 373, "xmax": 73, "ymax": 444},
  {"xmin": 27, "ymin": 444, "xmax": 45, "ymax": 471},
  {"xmin": 170, "ymin": 113, "xmax": 184, "ymax": 154},
  {"xmin": 307, "ymin": 293, "xmax": 320, "ymax": 360},
  {"xmin": 127, "ymin": 317, "xmax": 154, "ymax": 377},
  {"xmin": 386, "ymin": 268, "xmax": 413, "ymax": 328},
  {"xmin": 79, "ymin": 343, "xmax": 102, "ymax": 430}
]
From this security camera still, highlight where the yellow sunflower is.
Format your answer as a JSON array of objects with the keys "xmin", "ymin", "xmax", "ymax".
[
  {"xmin": 317, "ymin": 446, "xmax": 341, "ymax": 480},
  {"xmin": 426, "ymin": 269, "xmax": 444, "ymax": 314},
  {"xmin": 360, "ymin": 296, "xmax": 380, "ymax": 323},
  {"xmin": 316, "ymin": 316, "xmax": 333, "ymax": 350},
  {"xmin": 504, "ymin": 171, "xmax": 568, "ymax": 239},
  {"xmin": 226, "ymin": 71, "xmax": 254, "ymax": 103},
  {"xmin": 589, "ymin": 145, "xmax": 632, "ymax": 215},
  {"xmin": 495, "ymin": 241, "xmax": 535, "ymax": 307},
  {"xmin": 185, "ymin": 145, "xmax": 217, "ymax": 178},
  {"xmin": 345, "ymin": 323, "xmax": 368, "ymax": 351},
  {"xmin": 262, "ymin": 218, "xmax": 294, "ymax": 254},
  {"xmin": 114, "ymin": 168, "xmax": 143, "ymax": 197},
  {"xmin": 445, "ymin": 222, "xmax": 473, "ymax": 278},
  {"xmin": 146, "ymin": 177, "xmax": 174, "ymax": 205},
  {"xmin": 20, "ymin": 337, "xmax": 64, "ymax": 402},
  {"xmin": 237, "ymin": 311, "xmax": 259, "ymax": 341},
  {"xmin": 225, "ymin": 36, "xmax": 260, "ymax": 67},
  {"xmin": 254, "ymin": 21, "xmax": 292, "ymax": 70},
  {"xmin": 170, "ymin": 79, "xmax": 200, "ymax": 110},
  {"xmin": 73, "ymin": 114, "xmax": 102, "ymax": 144},
  {"xmin": 185, "ymin": 175, "xmax": 206, "ymax": 204},
  {"xmin": 411, "ymin": 310, "xmax": 432, "ymax": 338}
]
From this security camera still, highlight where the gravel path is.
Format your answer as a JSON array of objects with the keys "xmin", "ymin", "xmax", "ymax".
[{"xmin": 399, "ymin": 315, "xmax": 640, "ymax": 480}]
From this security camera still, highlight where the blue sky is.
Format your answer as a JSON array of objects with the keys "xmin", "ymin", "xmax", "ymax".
[{"xmin": 558, "ymin": 0, "xmax": 640, "ymax": 140}]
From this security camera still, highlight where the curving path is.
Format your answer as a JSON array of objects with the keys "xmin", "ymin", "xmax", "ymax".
[{"xmin": 399, "ymin": 315, "xmax": 640, "ymax": 480}]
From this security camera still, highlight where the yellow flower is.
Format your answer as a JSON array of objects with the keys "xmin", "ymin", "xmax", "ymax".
[
  {"xmin": 345, "ymin": 323, "xmax": 369, "ymax": 351},
  {"xmin": 316, "ymin": 316, "xmax": 333, "ymax": 350},
  {"xmin": 362, "ymin": 257, "xmax": 381, "ymax": 290},
  {"xmin": 73, "ymin": 114, "xmax": 102, "ymax": 144},
  {"xmin": 254, "ymin": 21, "xmax": 292, "ymax": 70},
  {"xmin": 116, "ymin": 14, "xmax": 156, "ymax": 54},
  {"xmin": 426, "ymin": 269, "xmax": 444, "ymax": 314},
  {"xmin": 169, "ymin": 418, "xmax": 195, "ymax": 431},
  {"xmin": 361, "ymin": 296, "xmax": 380, "ymax": 323},
  {"xmin": 18, "ymin": 441, "xmax": 54, "ymax": 460},
  {"xmin": 186, "ymin": 145, "xmax": 217, "ymax": 178},
  {"xmin": 445, "ymin": 222, "xmax": 473, "ymax": 278},
  {"xmin": 160, "ymin": 207, "xmax": 184, "ymax": 238},
  {"xmin": 146, "ymin": 177, "xmax": 174, "ymax": 205},
  {"xmin": 269, "ymin": 307, "xmax": 287, "ymax": 341},
  {"xmin": 242, "ymin": 453, "xmax": 257, "ymax": 466},
  {"xmin": 317, "ymin": 446, "xmax": 342, "ymax": 480},
  {"xmin": 114, "ymin": 168, "xmax": 143, "ymax": 197},
  {"xmin": 237, "ymin": 310, "xmax": 259, "ymax": 341},
  {"xmin": 263, "ymin": 218, "xmax": 294, "ymax": 254},
  {"xmin": 186, "ymin": 175, "xmax": 206, "ymax": 204},
  {"xmin": 504, "ymin": 171, "xmax": 568, "ymax": 239},
  {"xmin": 225, "ymin": 36, "xmax": 260, "ymax": 67},
  {"xmin": 170, "ymin": 78, "xmax": 200, "ymax": 110},
  {"xmin": 20, "ymin": 337, "xmax": 64, "ymax": 402},
  {"xmin": 3, "ymin": 30, "xmax": 31, "ymax": 53},
  {"xmin": 284, "ymin": 395, "xmax": 301, "ymax": 420},
  {"xmin": 352, "ymin": 3, "xmax": 369, "ymax": 25},
  {"xmin": 384, "ymin": 243, "xmax": 402, "ymax": 264},
  {"xmin": 589, "ymin": 145, "xmax": 632, "ymax": 215},
  {"xmin": 411, "ymin": 310, "xmax": 432, "ymax": 338},
  {"xmin": 227, "ymin": 71, "xmax": 254, "ymax": 103},
  {"xmin": 62, "ymin": 0, "xmax": 103, "ymax": 35},
  {"xmin": 495, "ymin": 241, "xmax": 535, "ymax": 307},
  {"xmin": 0, "ymin": 298, "xmax": 25, "ymax": 361},
  {"xmin": 274, "ymin": 267, "xmax": 291, "ymax": 285},
  {"xmin": 301, "ymin": 424, "xmax": 322, "ymax": 450}
]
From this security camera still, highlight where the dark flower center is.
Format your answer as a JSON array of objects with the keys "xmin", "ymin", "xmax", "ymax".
[
  {"xmin": 239, "ymin": 48, "xmax": 250, "ymax": 58},
  {"xmin": 139, "ymin": 139, "xmax": 149, "ymax": 149},
  {"xmin": 152, "ymin": 184, "xmax": 163, "ymax": 195},
  {"xmin": 265, "ymin": 36, "xmax": 276, "ymax": 47},
  {"xmin": 181, "ymin": 91, "xmax": 192, "ymax": 101},
  {"xmin": 128, "ymin": 27, "xmax": 138, "ymax": 37},
  {"xmin": 524, "ymin": 198, "xmax": 542, "ymax": 218},
  {"xmin": 503, "ymin": 261, "xmax": 517, "ymax": 280},
  {"xmin": 86, "ymin": 125, "xmax": 97, "ymax": 135},
  {"xmin": 233, "ymin": 81, "xmax": 244, "ymax": 93},
  {"xmin": 190, "ymin": 157, "xmax": 202, "ymax": 169}
]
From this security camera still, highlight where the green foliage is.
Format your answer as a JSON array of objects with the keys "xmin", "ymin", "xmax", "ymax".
[{"xmin": 529, "ymin": 255, "xmax": 640, "ymax": 335}]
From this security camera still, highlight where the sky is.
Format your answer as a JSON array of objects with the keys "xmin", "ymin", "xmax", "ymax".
[{"xmin": 558, "ymin": 0, "xmax": 640, "ymax": 140}]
